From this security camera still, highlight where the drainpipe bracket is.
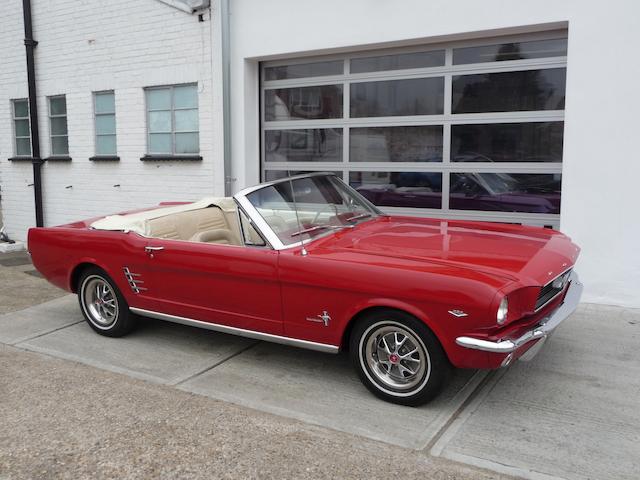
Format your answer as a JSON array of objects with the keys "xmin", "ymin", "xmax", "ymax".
[{"xmin": 24, "ymin": 38, "xmax": 38, "ymax": 47}]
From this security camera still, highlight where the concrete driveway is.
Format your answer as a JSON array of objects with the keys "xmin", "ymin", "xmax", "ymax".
[{"xmin": 1, "ymin": 294, "xmax": 638, "ymax": 479}]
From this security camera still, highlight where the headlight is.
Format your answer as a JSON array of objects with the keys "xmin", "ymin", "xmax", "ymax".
[{"xmin": 497, "ymin": 297, "xmax": 508, "ymax": 325}]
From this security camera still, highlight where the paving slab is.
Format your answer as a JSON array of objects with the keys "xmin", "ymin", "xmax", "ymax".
[
  {"xmin": 178, "ymin": 341, "xmax": 485, "ymax": 449},
  {"xmin": 432, "ymin": 303, "xmax": 640, "ymax": 480},
  {"xmin": 17, "ymin": 316, "xmax": 255, "ymax": 385},
  {"xmin": 0, "ymin": 295, "xmax": 79, "ymax": 344}
]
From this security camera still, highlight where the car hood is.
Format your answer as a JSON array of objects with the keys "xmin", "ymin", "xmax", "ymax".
[{"xmin": 320, "ymin": 216, "xmax": 580, "ymax": 286}]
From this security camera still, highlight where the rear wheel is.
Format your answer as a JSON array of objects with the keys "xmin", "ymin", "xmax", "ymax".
[
  {"xmin": 78, "ymin": 267, "xmax": 137, "ymax": 337},
  {"xmin": 350, "ymin": 309, "xmax": 450, "ymax": 406}
]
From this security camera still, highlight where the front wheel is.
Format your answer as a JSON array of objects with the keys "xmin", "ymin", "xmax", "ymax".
[
  {"xmin": 78, "ymin": 267, "xmax": 137, "ymax": 337},
  {"xmin": 350, "ymin": 310, "xmax": 450, "ymax": 406}
]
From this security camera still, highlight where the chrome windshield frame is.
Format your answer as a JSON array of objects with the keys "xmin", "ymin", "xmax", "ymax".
[{"xmin": 233, "ymin": 172, "xmax": 383, "ymax": 251}]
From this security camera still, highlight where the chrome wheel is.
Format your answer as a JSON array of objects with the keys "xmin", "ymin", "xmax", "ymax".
[
  {"xmin": 81, "ymin": 276, "xmax": 119, "ymax": 329},
  {"xmin": 361, "ymin": 322, "xmax": 430, "ymax": 394}
]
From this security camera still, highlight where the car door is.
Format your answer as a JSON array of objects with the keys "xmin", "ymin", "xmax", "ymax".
[{"xmin": 132, "ymin": 239, "xmax": 283, "ymax": 336}]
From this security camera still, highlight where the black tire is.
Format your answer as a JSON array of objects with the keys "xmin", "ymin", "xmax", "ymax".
[
  {"xmin": 77, "ymin": 266, "xmax": 137, "ymax": 337},
  {"xmin": 349, "ymin": 309, "xmax": 450, "ymax": 406}
]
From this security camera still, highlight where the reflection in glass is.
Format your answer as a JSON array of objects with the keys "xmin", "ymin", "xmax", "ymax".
[
  {"xmin": 351, "ymin": 78, "xmax": 444, "ymax": 117},
  {"xmin": 452, "ymin": 68, "xmax": 566, "ymax": 113},
  {"xmin": 453, "ymin": 38, "xmax": 567, "ymax": 65},
  {"xmin": 265, "ymin": 60, "xmax": 343, "ymax": 80},
  {"xmin": 349, "ymin": 171, "xmax": 442, "ymax": 209},
  {"xmin": 265, "ymin": 85, "xmax": 343, "ymax": 121},
  {"xmin": 351, "ymin": 50, "xmax": 445, "ymax": 73},
  {"xmin": 265, "ymin": 129, "xmax": 342, "ymax": 163},
  {"xmin": 350, "ymin": 126, "xmax": 443, "ymax": 162},
  {"xmin": 14, "ymin": 100, "xmax": 29, "ymax": 118},
  {"xmin": 450, "ymin": 173, "xmax": 561, "ymax": 214},
  {"xmin": 49, "ymin": 96, "xmax": 66, "ymax": 115},
  {"xmin": 451, "ymin": 122, "xmax": 564, "ymax": 162}
]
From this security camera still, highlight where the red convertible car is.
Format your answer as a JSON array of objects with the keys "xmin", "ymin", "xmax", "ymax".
[{"xmin": 28, "ymin": 173, "xmax": 582, "ymax": 406}]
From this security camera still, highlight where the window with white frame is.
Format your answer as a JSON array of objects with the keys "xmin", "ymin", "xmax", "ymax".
[
  {"xmin": 260, "ymin": 32, "xmax": 567, "ymax": 227},
  {"xmin": 94, "ymin": 91, "xmax": 117, "ymax": 156},
  {"xmin": 145, "ymin": 84, "xmax": 199, "ymax": 155},
  {"xmin": 48, "ymin": 95, "xmax": 68, "ymax": 156},
  {"xmin": 11, "ymin": 99, "xmax": 31, "ymax": 157}
]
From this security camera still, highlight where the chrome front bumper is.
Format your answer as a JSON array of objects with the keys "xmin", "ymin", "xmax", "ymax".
[{"xmin": 456, "ymin": 271, "xmax": 583, "ymax": 356}]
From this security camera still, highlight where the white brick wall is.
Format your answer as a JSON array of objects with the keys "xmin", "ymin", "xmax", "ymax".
[{"xmin": 0, "ymin": 0, "xmax": 222, "ymax": 240}]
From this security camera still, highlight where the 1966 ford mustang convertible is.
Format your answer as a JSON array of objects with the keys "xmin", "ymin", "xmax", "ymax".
[{"xmin": 28, "ymin": 173, "xmax": 582, "ymax": 406}]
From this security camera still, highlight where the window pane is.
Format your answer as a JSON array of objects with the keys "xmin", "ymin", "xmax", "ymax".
[
  {"xmin": 452, "ymin": 68, "xmax": 566, "ymax": 113},
  {"xmin": 14, "ymin": 100, "xmax": 28, "ymax": 118},
  {"xmin": 264, "ymin": 170, "xmax": 342, "ymax": 181},
  {"xmin": 149, "ymin": 133, "xmax": 172, "ymax": 153},
  {"xmin": 350, "ymin": 126, "xmax": 443, "ymax": 162},
  {"xmin": 95, "ymin": 92, "xmax": 115, "ymax": 114},
  {"xmin": 265, "ymin": 60, "xmax": 343, "ymax": 80},
  {"xmin": 51, "ymin": 117, "xmax": 68, "ymax": 135},
  {"xmin": 264, "ymin": 85, "xmax": 343, "ymax": 121},
  {"xmin": 351, "ymin": 50, "xmax": 445, "ymax": 73},
  {"xmin": 96, "ymin": 135, "xmax": 116, "ymax": 155},
  {"xmin": 349, "ymin": 171, "xmax": 442, "ymax": 209},
  {"xmin": 95, "ymin": 114, "xmax": 116, "ymax": 135},
  {"xmin": 49, "ymin": 96, "xmax": 66, "ymax": 115},
  {"xmin": 450, "ymin": 173, "xmax": 561, "ymax": 214},
  {"xmin": 146, "ymin": 88, "xmax": 171, "ymax": 110},
  {"xmin": 14, "ymin": 119, "xmax": 30, "ymax": 137},
  {"xmin": 174, "ymin": 85, "xmax": 198, "ymax": 109},
  {"xmin": 51, "ymin": 136, "xmax": 68, "ymax": 155},
  {"xmin": 148, "ymin": 111, "xmax": 171, "ymax": 133},
  {"xmin": 175, "ymin": 109, "xmax": 199, "ymax": 132},
  {"xmin": 350, "ymin": 77, "xmax": 444, "ymax": 117},
  {"xmin": 175, "ymin": 132, "xmax": 199, "ymax": 153},
  {"xmin": 265, "ymin": 128, "xmax": 342, "ymax": 162},
  {"xmin": 452, "ymin": 122, "xmax": 564, "ymax": 162},
  {"xmin": 16, "ymin": 138, "xmax": 31, "ymax": 156},
  {"xmin": 453, "ymin": 38, "xmax": 568, "ymax": 65}
]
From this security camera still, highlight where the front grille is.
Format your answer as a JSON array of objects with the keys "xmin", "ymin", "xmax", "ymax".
[{"xmin": 535, "ymin": 269, "xmax": 572, "ymax": 311}]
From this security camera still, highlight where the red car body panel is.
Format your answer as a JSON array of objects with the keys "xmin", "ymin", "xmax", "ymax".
[{"xmin": 27, "ymin": 211, "xmax": 580, "ymax": 370}]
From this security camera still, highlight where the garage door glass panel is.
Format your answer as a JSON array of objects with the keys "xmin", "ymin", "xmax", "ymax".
[
  {"xmin": 450, "ymin": 173, "xmax": 561, "ymax": 214},
  {"xmin": 265, "ymin": 60, "xmax": 343, "ymax": 80},
  {"xmin": 265, "ymin": 129, "xmax": 342, "ymax": 162},
  {"xmin": 351, "ymin": 77, "xmax": 444, "ymax": 117},
  {"xmin": 451, "ymin": 122, "xmax": 564, "ymax": 162},
  {"xmin": 264, "ymin": 170, "xmax": 342, "ymax": 181},
  {"xmin": 453, "ymin": 38, "xmax": 567, "ymax": 65},
  {"xmin": 350, "ymin": 171, "xmax": 442, "ymax": 209},
  {"xmin": 350, "ymin": 126, "xmax": 443, "ymax": 162},
  {"xmin": 452, "ymin": 68, "xmax": 566, "ymax": 113},
  {"xmin": 265, "ymin": 86, "xmax": 343, "ymax": 121},
  {"xmin": 350, "ymin": 50, "xmax": 445, "ymax": 73}
]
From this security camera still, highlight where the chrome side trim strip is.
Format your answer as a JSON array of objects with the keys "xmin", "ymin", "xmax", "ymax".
[
  {"xmin": 456, "ymin": 271, "xmax": 583, "ymax": 355},
  {"xmin": 129, "ymin": 307, "xmax": 340, "ymax": 354}
]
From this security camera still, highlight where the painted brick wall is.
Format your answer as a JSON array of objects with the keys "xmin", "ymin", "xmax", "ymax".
[{"xmin": 0, "ymin": 0, "xmax": 221, "ymax": 241}]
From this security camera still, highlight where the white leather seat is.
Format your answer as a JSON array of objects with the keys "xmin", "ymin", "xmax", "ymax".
[{"xmin": 146, "ymin": 206, "xmax": 241, "ymax": 245}]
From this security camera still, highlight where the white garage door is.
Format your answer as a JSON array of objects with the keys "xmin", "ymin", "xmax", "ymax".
[{"xmin": 260, "ymin": 31, "xmax": 566, "ymax": 228}]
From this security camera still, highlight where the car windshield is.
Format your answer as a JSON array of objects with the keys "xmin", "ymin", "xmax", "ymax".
[{"xmin": 245, "ymin": 175, "xmax": 380, "ymax": 246}]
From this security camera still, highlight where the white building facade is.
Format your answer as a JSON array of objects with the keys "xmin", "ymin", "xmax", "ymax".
[{"xmin": 1, "ymin": 0, "xmax": 639, "ymax": 308}]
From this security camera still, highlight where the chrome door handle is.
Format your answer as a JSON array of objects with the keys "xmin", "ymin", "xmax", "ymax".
[{"xmin": 145, "ymin": 246, "xmax": 164, "ymax": 253}]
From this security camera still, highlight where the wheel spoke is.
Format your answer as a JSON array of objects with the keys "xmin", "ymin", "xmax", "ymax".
[
  {"xmin": 399, "ymin": 348, "xmax": 418, "ymax": 359},
  {"xmin": 381, "ymin": 336, "xmax": 392, "ymax": 355}
]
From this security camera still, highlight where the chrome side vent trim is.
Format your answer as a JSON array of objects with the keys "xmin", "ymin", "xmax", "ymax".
[{"xmin": 123, "ymin": 267, "xmax": 147, "ymax": 293}]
